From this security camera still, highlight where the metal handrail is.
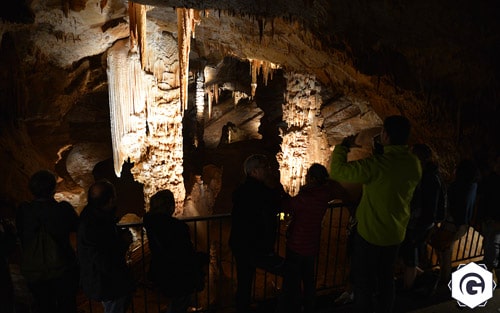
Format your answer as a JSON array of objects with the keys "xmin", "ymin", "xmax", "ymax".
[{"xmin": 81, "ymin": 203, "xmax": 484, "ymax": 313}]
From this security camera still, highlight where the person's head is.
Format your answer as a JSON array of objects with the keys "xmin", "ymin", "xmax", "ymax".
[
  {"xmin": 29, "ymin": 170, "xmax": 57, "ymax": 199},
  {"xmin": 87, "ymin": 180, "xmax": 116, "ymax": 211},
  {"xmin": 455, "ymin": 159, "xmax": 480, "ymax": 184},
  {"xmin": 412, "ymin": 143, "xmax": 433, "ymax": 164},
  {"xmin": 381, "ymin": 115, "xmax": 411, "ymax": 145},
  {"xmin": 243, "ymin": 154, "xmax": 269, "ymax": 182},
  {"xmin": 306, "ymin": 163, "xmax": 329, "ymax": 185},
  {"xmin": 149, "ymin": 189, "xmax": 175, "ymax": 216}
]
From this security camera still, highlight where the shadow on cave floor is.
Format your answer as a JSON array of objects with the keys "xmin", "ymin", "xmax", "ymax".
[
  {"xmin": 252, "ymin": 275, "xmax": 500, "ymax": 313},
  {"xmin": 10, "ymin": 267, "xmax": 500, "ymax": 313},
  {"xmin": 9, "ymin": 231, "xmax": 498, "ymax": 313}
]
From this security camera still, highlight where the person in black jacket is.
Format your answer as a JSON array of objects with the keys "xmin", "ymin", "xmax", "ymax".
[
  {"xmin": 144, "ymin": 189, "xmax": 208, "ymax": 313},
  {"xmin": 478, "ymin": 154, "xmax": 500, "ymax": 272},
  {"xmin": 400, "ymin": 144, "xmax": 443, "ymax": 290},
  {"xmin": 16, "ymin": 170, "xmax": 79, "ymax": 313},
  {"xmin": 77, "ymin": 180, "xmax": 134, "ymax": 313},
  {"xmin": 0, "ymin": 213, "xmax": 17, "ymax": 313},
  {"xmin": 229, "ymin": 154, "xmax": 285, "ymax": 313},
  {"xmin": 437, "ymin": 159, "xmax": 479, "ymax": 284}
]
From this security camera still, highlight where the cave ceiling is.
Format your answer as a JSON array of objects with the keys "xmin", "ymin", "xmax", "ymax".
[{"xmin": 1, "ymin": 0, "xmax": 499, "ymax": 212}]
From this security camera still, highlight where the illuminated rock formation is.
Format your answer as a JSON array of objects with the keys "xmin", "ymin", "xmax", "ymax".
[
  {"xmin": 277, "ymin": 73, "xmax": 329, "ymax": 195},
  {"xmin": 107, "ymin": 21, "xmax": 185, "ymax": 210},
  {"xmin": 1, "ymin": 0, "xmax": 499, "ymax": 214}
]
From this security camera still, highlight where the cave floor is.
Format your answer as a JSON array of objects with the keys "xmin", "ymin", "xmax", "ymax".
[
  {"xmin": 10, "ymin": 264, "xmax": 500, "ymax": 313},
  {"xmin": 249, "ymin": 276, "xmax": 500, "ymax": 313}
]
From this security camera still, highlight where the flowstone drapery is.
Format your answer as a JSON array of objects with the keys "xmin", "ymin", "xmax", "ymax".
[{"xmin": 107, "ymin": 25, "xmax": 186, "ymax": 211}]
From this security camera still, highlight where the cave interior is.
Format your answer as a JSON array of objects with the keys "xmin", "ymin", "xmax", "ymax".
[{"xmin": 1, "ymin": 0, "xmax": 499, "ymax": 220}]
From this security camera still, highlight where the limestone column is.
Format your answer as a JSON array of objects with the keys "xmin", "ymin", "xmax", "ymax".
[{"xmin": 277, "ymin": 73, "xmax": 330, "ymax": 196}]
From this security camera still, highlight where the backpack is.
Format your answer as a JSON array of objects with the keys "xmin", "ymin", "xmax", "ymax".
[
  {"xmin": 20, "ymin": 220, "xmax": 68, "ymax": 283},
  {"xmin": 434, "ymin": 174, "xmax": 448, "ymax": 223}
]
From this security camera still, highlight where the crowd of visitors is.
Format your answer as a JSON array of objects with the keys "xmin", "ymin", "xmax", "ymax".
[{"xmin": 1, "ymin": 115, "xmax": 497, "ymax": 313}]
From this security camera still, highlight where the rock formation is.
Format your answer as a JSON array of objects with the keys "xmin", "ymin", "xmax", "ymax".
[{"xmin": 1, "ymin": 0, "xmax": 498, "ymax": 215}]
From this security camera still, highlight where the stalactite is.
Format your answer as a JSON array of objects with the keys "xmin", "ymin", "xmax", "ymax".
[
  {"xmin": 207, "ymin": 88, "xmax": 212, "ymax": 119},
  {"xmin": 262, "ymin": 62, "xmax": 270, "ymax": 86},
  {"xmin": 62, "ymin": 0, "xmax": 69, "ymax": 17},
  {"xmin": 176, "ymin": 8, "xmax": 201, "ymax": 112},
  {"xmin": 129, "ymin": 2, "xmax": 137, "ymax": 51},
  {"xmin": 213, "ymin": 83, "xmax": 219, "ymax": 104},
  {"xmin": 128, "ymin": 2, "xmax": 147, "ymax": 69},
  {"xmin": 250, "ymin": 59, "xmax": 260, "ymax": 98},
  {"xmin": 195, "ymin": 70, "xmax": 205, "ymax": 125},
  {"xmin": 100, "ymin": 0, "xmax": 107, "ymax": 13},
  {"xmin": 107, "ymin": 41, "xmax": 150, "ymax": 177},
  {"xmin": 258, "ymin": 18, "xmax": 264, "ymax": 42},
  {"xmin": 249, "ymin": 59, "xmax": 280, "ymax": 97},
  {"xmin": 137, "ymin": 5, "xmax": 147, "ymax": 69}
]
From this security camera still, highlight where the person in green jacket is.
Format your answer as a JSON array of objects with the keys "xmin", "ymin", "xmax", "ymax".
[{"xmin": 330, "ymin": 115, "xmax": 422, "ymax": 313}]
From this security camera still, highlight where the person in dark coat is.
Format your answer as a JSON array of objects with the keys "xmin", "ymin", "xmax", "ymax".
[
  {"xmin": 479, "ymin": 154, "xmax": 500, "ymax": 273},
  {"xmin": 437, "ymin": 159, "xmax": 479, "ymax": 284},
  {"xmin": 144, "ymin": 189, "xmax": 208, "ymax": 313},
  {"xmin": 0, "ymin": 215, "xmax": 17, "ymax": 313},
  {"xmin": 277, "ymin": 163, "xmax": 351, "ymax": 313},
  {"xmin": 229, "ymin": 154, "xmax": 285, "ymax": 313},
  {"xmin": 400, "ymin": 144, "xmax": 443, "ymax": 289},
  {"xmin": 16, "ymin": 170, "xmax": 79, "ymax": 313},
  {"xmin": 77, "ymin": 180, "xmax": 134, "ymax": 313}
]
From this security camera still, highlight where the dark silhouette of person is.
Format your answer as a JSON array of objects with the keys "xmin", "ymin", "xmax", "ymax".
[
  {"xmin": 144, "ymin": 189, "xmax": 208, "ymax": 313},
  {"xmin": 218, "ymin": 122, "xmax": 237, "ymax": 147},
  {"xmin": 478, "ymin": 154, "xmax": 500, "ymax": 275},
  {"xmin": 330, "ymin": 115, "xmax": 422, "ymax": 313},
  {"xmin": 277, "ymin": 163, "xmax": 351, "ymax": 313},
  {"xmin": 0, "ymin": 215, "xmax": 16, "ymax": 313},
  {"xmin": 437, "ymin": 159, "xmax": 479, "ymax": 284},
  {"xmin": 400, "ymin": 143, "xmax": 443, "ymax": 289},
  {"xmin": 77, "ymin": 180, "xmax": 134, "ymax": 313},
  {"xmin": 15, "ymin": 170, "xmax": 79, "ymax": 313},
  {"xmin": 229, "ymin": 154, "xmax": 285, "ymax": 313}
]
